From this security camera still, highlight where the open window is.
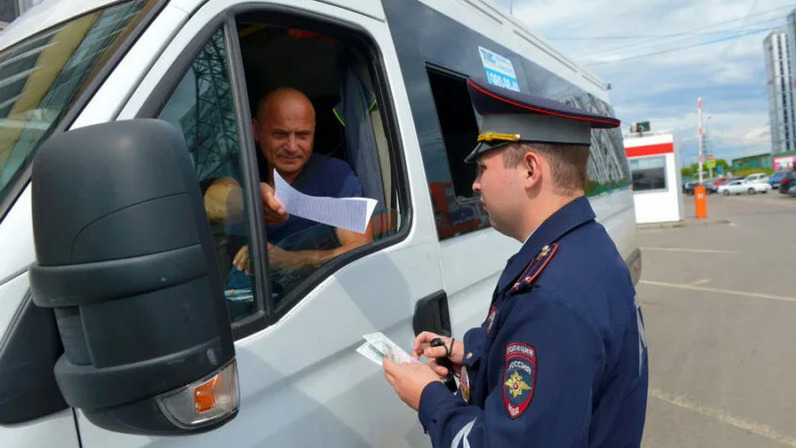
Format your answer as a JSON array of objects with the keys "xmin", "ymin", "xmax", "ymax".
[
  {"xmin": 424, "ymin": 66, "xmax": 488, "ymax": 240},
  {"xmin": 151, "ymin": 10, "xmax": 407, "ymax": 334}
]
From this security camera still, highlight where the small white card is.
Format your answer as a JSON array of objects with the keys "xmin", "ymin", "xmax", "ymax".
[{"xmin": 357, "ymin": 332, "xmax": 420, "ymax": 367}]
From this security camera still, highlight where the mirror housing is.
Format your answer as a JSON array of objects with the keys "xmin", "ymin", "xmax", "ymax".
[{"xmin": 29, "ymin": 119, "xmax": 237, "ymax": 434}]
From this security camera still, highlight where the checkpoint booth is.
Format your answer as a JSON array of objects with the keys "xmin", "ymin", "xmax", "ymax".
[{"xmin": 623, "ymin": 133, "xmax": 684, "ymax": 224}]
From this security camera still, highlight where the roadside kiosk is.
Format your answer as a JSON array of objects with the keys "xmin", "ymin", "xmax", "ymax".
[{"xmin": 624, "ymin": 132, "xmax": 685, "ymax": 224}]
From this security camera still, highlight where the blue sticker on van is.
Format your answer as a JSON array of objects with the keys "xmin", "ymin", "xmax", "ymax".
[{"xmin": 478, "ymin": 46, "xmax": 520, "ymax": 92}]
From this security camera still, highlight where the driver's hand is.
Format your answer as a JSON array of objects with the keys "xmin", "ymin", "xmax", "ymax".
[{"xmin": 261, "ymin": 182, "xmax": 289, "ymax": 226}]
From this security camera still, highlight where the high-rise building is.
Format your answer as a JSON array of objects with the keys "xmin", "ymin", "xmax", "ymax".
[
  {"xmin": 787, "ymin": 10, "xmax": 796, "ymax": 89},
  {"xmin": 765, "ymin": 29, "xmax": 796, "ymax": 153}
]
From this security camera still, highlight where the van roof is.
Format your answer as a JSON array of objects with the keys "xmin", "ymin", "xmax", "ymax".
[
  {"xmin": 0, "ymin": 0, "xmax": 119, "ymax": 51},
  {"xmin": 0, "ymin": 0, "xmax": 608, "ymax": 100}
]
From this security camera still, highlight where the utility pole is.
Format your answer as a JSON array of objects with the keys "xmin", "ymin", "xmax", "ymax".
[
  {"xmin": 694, "ymin": 97, "xmax": 708, "ymax": 219},
  {"xmin": 706, "ymin": 115, "xmax": 712, "ymax": 179},
  {"xmin": 698, "ymin": 97, "xmax": 703, "ymax": 184}
]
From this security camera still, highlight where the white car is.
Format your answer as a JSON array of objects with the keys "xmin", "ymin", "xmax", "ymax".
[
  {"xmin": 718, "ymin": 179, "xmax": 772, "ymax": 195},
  {"xmin": 743, "ymin": 173, "xmax": 770, "ymax": 184}
]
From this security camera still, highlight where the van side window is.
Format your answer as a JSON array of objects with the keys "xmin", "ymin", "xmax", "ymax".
[
  {"xmin": 575, "ymin": 97, "xmax": 630, "ymax": 195},
  {"xmin": 234, "ymin": 14, "xmax": 405, "ymax": 312},
  {"xmin": 158, "ymin": 28, "xmax": 259, "ymax": 323},
  {"xmin": 424, "ymin": 67, "xmax": 489, "ymax": 240}
]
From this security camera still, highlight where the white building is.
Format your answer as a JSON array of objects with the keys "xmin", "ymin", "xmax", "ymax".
[{"xmin": 764, "ymin": 29, "xmax": 796, "ymax": 153}]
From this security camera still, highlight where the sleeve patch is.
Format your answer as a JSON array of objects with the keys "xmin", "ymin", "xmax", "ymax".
[{"xmin": 503, "ymin": 343, "xmax": 537, "ymax": 418}]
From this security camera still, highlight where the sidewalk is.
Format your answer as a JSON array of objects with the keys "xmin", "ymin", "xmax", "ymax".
[
  {"xmin": 637, "ymin": 216, "xmax": 730, "ymax": 230},
  {"xmin": 636, "ymin": 193, "xmax": 730, "ymax": 230}
]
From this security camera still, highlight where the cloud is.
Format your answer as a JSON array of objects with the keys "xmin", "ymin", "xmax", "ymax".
[{"xmin": 490, "ymin": 0, "xmax": 794, "ymax": 164}]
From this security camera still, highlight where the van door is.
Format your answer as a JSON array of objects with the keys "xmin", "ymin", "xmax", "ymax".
[
  {"xmin": 0, "ymin": 1, "xmax": 174, "ymax": 444},
  {"xmin": 0, "ymin": 239, "xmax": 81, "ymax": 448},
  {"xmin": 75, "ymin": 0, "xmax": 444, "ymax": 446}
]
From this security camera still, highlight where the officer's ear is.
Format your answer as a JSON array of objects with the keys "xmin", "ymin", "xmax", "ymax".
[{"xmin": 522, "ymin": 150, "xmax": 542, "ymax": 190}]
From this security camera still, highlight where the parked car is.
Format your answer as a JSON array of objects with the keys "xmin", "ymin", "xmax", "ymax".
[
  {"xmin": 683, "ymin": 180, "xmax": 717, "ymax": 195},
  {"xmin": 683, "ymin": 180, "xmax": 698, "ymax": 195},
  {"xmin": 790, "ymin": 186, "xmax": 796, "ymax": 198},
  {"xmin": 703, "ymin": 179, "xmax": 718, "ymax": 193},
  {"xmin": 718, "ymin": 179, "xmax": 772, "ymax": 195},
  {"xmin": 768, "ymin": 170, "xmax": 791, "ymax": 189},
  {"xmin": 744, "ymin": 172, "xmax": 770, "ymax": 184},
  {"xmin": 779, "ymin": 171, "xmax": 796, "ymax": 194},
  {"xmin": 713, "ymin": 177, "xmax": 732, "ymax": 187}
]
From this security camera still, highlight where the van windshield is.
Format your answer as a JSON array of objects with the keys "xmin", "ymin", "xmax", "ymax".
[{"xmin": 0, "ymin": 0, "xmax": 153, "ymax": 208}]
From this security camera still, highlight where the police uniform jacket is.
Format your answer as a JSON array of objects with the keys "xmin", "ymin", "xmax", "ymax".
[{"xmin": 418, "ymin": 195, "xmax": 649, "ymax": 447}]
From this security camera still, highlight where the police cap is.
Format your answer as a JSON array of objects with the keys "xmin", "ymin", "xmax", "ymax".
[{"xmin": 464, "ymin": 79, "xmax": 620, "ymax": 163}]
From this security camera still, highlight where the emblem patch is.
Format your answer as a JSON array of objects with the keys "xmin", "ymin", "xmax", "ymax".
[
  {"xmin": 503, "ymin": 343, "xmax": 536, "ymax": 418},
  {"xmin": 485, "ymin": 306, "xmax": 498, "ymax": 334},
  {"xmin": 460, "ymin": 365, "xmax": 471, "ymax": 403}
]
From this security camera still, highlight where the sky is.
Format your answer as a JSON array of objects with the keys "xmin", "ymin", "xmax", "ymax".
[{"xmin": 490, "ymin": 0, "xmax": 796, "ymax": 167}]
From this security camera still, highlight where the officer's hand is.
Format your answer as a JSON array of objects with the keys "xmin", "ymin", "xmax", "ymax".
[
  {"xmin": 383, "ymin": 358, "xmax": 442, "ymax": 411},
  {"xmin": 260, "ymin": 182, "xmax": 289, "ymax": 225},
  {"xmin": 412, "ymin": 331, "xmax": 464, "ymax": 366}
]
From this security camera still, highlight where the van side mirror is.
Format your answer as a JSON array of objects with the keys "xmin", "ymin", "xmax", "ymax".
[{"xmin": 29, "ymin": 120, "xmax": 238, "ymax": 435}]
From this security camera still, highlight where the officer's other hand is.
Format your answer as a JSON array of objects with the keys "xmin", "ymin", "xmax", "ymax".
[
  {"xmin": 260, "ymin": 182, "xmax": 289, "ymax": 225},
  {"xmin": 427, "ymin": 358, "xmax": 454, "ymax": 377},
  {"xmin": 383, "ymin": 358, "xmax": 442, "ymax": 411},
  {"xmin": 412, "ymin": 331, "xmax": 464, "ymax": 365}
]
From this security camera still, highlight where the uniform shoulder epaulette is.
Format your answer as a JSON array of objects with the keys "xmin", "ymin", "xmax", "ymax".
[{"xmin": 508, "ymin": 243, "xmax": 559, "ymax": 296}]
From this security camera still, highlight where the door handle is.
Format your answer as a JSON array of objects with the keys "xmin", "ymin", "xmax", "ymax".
[{"xmin": 412, "ymin": 290, "xmax": 451, "ymax": 336}]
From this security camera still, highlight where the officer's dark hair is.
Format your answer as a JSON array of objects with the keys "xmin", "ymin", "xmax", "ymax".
[{"xmin": 503, "ymin": 142, "xmax": 590, "ymax": 196}]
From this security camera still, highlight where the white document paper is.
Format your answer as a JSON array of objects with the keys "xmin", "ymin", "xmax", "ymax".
[
  {"xmin": 357, "ymin": 332, "xmax": 420, "ymax": 367},
  {"xmin": 273, "ymin": 171, "xmax": 378, "ymax": 234}
]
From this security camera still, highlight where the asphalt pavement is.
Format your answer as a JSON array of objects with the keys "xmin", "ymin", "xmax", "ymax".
[{"xmin": 639, "ymin": 190, "xmax": 796, "ymax": 447}]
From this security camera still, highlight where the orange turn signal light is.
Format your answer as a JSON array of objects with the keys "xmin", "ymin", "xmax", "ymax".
[{"xmin": 193, "ymin": 374, "xmax": 220, "ymax": 413}]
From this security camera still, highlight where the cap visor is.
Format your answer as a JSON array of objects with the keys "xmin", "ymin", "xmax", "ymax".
[{"xmin": 465, "ymin": 141, "xmax": 509, "ymax": 163}]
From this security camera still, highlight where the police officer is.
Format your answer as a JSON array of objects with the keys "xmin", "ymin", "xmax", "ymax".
[{"xmin": 383, "ymin": 79, "xmax": 648, "ymax": 447}]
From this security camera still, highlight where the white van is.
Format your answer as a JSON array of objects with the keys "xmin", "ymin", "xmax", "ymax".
[{"xmin": 0, "ymin": 0, "xmax": 640, "ymax": 446}]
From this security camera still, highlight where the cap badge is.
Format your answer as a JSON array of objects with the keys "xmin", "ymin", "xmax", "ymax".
[{"xmin": 477, "ymin": 132, "xmax": 521, "ymax": 143}]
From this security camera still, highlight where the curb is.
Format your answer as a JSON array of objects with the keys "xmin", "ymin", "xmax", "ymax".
[{"xmin": 637, "ymin": 218, "xmax": 731, "ymax": 230}]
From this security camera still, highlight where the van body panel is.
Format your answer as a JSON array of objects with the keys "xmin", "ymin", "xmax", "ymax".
[
  {"xmin": 0, "ymin": 187, "xmax": 33, "ymax": 284},
  {"xmin": 72, "ymin": 0, "xmax": 442, "ymax": 445},
  {"xmin": 3, "ymin": 410, "xmax": 80, "ymax": 448},
  {"xmin": 591, "ymin": 190, "xmax": 638, "ymax": 264},
  {"xmin": 413, "ymin": 0, "xmax": 610, "ymax": 98},
  {"xmin": 0, "ymin": 271, "xmax": 30, "ymax": 347}
]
